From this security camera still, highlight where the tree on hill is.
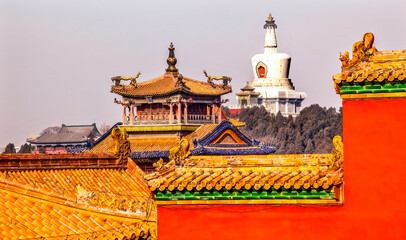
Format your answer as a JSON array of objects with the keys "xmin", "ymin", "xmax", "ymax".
[
  {"xmin": 232, "ymin": 104, "xmax": 342, "ymax": 154},
  {"xmin": 18, "ymin": 143, "xmax": 32, "ymax": 153},
  {"xmin": 4, "ymin": 143, "xmax": 16, "ymax": 154}
]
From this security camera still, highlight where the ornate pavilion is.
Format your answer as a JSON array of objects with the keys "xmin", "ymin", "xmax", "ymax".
[
  {"xmin": 110, "ymin": 43, "xmax": 231, "ymax": 126},
  {"xmin": 90, "ymin": 43, "xmax": 275, "ymax": 172}
]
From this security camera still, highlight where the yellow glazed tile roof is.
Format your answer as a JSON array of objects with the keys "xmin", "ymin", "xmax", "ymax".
[
  {"xmin": 90, "ymin": 124, "xmax": 222, "ymax": 156},
  {"xmin": 333, "ymin": 50, "xmax": 406, "ymax": 84},
  {"xmin": 0, "ymin": 184, "xmax": 155, "ymax": 239},
  {"xmin": 89, "ymin": 134, "xmax": 180, "ymax": 154},
  {"xmin": 111, "ymin": 73, "xmax": 232, "ymax": 98},
  {"xmin": 146, "ymin": 153, "xmax": 343, "ymax": 193},
  {"xmin": 0, "ymin": 156, "xmax": 157, "ymax": 239},
  {"xmin": 183, "ymin": 124, "xmax": 218, "ymax": 149},
  {"xmin": 332, "ymin": 33, "xmax": 406, "ymax": 95}
]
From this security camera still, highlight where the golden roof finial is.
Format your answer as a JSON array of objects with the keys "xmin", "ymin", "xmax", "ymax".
[
  {"xmin": 268, "ymin": 13, "xmax": 273, "ymax": 21},
  {"xmin": 166, "ymin": 42, "xmax": 178, "ymax": 74}
]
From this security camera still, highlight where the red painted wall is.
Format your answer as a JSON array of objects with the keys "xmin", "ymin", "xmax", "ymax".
[{"xmin": 157, "ymin": 98, "xmax": 406, "ymax": 239}]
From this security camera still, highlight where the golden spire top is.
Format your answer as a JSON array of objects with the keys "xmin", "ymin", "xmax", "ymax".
[
  {"xmin": 268, "ymin": 13, "xmax": 273, "ymax": 21},
  {"xmin": 166, "ymin": 42, "xmax": 178, "ymax": 74}
]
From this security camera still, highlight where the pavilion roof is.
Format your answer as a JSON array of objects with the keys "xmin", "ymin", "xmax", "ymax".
[
  {"xmin": 111, "ymin": 73, "xmax": 232, "ymax": 98},
  {"xmin": 240, "ymin": 81, "xmax": 255, "ymax": 91},
  {"xmin": 235, "ymin": 91, "xmax": 260, "ymax": 96}
]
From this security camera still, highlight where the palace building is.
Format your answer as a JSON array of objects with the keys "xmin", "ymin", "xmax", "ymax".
[
  {"xmin": 90, "ymin": 43, "xmax": 275, "ymax": 172},
  {"xmin": 110, "ymin": 43, "xmax": 231, "ymax": 126},
  {"xmin": 28, "ymin": 123, "xmax": 101, "ymax": 153}
]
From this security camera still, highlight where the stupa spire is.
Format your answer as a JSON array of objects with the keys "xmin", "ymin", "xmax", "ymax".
[
  {"xmin": 166, "ymin": 42, "xmax": 178, "ymax": 74},
  {"xmin": 263, "ymin": 13, "xmax": 277, "ymax": 54}
]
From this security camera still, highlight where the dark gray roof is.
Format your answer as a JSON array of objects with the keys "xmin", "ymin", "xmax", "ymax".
[{"xmin": 29, "ymin": 124, "xmax": 101, "ymax": 144}]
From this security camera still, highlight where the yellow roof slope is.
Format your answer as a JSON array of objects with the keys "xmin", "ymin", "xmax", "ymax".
[
  {"xmin": 90, "ymin": 134, "xmax": 180, "ymax": 154},
  {"xmin": 0, "ymin": 158, "xmax": 157, "ymax": 239}
]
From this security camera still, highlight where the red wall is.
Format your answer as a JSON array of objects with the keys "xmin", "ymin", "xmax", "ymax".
[{"xmin": 157, "ymin": 98, "xmax": 406, "ymax": 239}]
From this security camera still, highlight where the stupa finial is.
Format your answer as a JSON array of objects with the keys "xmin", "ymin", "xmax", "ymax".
[{"xmin": 166, "ymin": 42, "xmax": 178, "ymax": 74}]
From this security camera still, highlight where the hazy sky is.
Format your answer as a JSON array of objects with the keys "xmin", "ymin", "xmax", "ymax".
[{"xmin": 1, "ymin": 0, "xmax": 405, "ymax": 148}]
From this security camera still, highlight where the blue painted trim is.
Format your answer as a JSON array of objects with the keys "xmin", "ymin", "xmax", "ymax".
[
  {"xmin": 191, "ymin": 120, "xmax": 276, "ymax": 155},
  {"xmin": 196, "ymin": 120, "xmax": 252, "ymax": 147}
]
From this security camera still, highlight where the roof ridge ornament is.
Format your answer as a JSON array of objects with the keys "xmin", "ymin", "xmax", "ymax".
[
  {"xmin": 111, "ymin": 72, "xmax": 141, "ymax": 88},
  {"xmin": 111, "ymin": 127, "xmax": 131, "ymax": 164},
  {"xmin": 175, "ymin": 74, "xmax": 186, "ymax": 88},
  {"xmin": 166, "ymin": 42, "xmax": 178, "ymax": 74},
  {"xmin": 340, "ymin": 32, "xmax": 377, "ymax": 68},
  {"xmin": 203, "ymin": 70, "xmax": 232, "ymax": 87}
]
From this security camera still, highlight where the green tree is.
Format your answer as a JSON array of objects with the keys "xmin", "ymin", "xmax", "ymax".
[
  {"xmin": 18, "ymin": 143, "xmax": 32, "ymax": 153},
  {"xmin": 4, "ymin": 143, "xmax": 16, "ymax": 153},
  {"xmin": 237, "ymin": 104, "xmax": 343, "ymax": 154}
]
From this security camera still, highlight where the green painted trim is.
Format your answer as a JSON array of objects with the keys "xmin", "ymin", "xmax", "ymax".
[
  {"xmin": 388, "ymin": 88, "xmax": 406, "ymax": 93},
  {"xmin": 119, "ymin": 124, "xmax": 200, "ymax": 132},
  {"xmin": 356, "ymin": 89, "xmax": 373, "ymax": 94},
  {"xmin": 341, "ymin": 90, "xmax": 357, "ymax": 94},
  {"xmin": 155, "ymin": 188, "xmax": 335, "ymax": 201},
  {"xmin": 342, "ymin": 83, "xmax": 406, "ymax": 95}
]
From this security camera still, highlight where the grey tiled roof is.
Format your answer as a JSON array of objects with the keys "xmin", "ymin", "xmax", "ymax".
[{"xmin": 29, "ymin": 125, "xmax": 101, "ymax": 144}]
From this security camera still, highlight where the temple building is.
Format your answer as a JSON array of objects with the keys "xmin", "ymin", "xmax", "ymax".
[
  {"xmin": 28, "ymin": 123, "xmax": 101, "ymax": 153},
  {"xmin": 231, "ymin": 13, "xmax": 306, "ymax": 117},
  {"xmin": 110, "ymin": 43, "xmax": 231, "ymax": 126},
  {"xmin": 235, "ymin": 82, "xmax": 260, "ymax": 108},
  {"xmin": 90, "ymin": 43, "xmax": 275, "ymax": 172}
]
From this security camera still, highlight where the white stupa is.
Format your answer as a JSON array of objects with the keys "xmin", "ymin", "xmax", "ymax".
[{"xmin": 251, "ymin": 13, "xmax": 306, "ymax": 117}]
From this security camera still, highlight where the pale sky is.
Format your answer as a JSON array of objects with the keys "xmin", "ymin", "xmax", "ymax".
[{"xmin": 1, "ymin": 0, "xmax": 405, "ymax": 149}]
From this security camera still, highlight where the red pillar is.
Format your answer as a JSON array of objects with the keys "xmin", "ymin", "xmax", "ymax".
[
  {"xmin": 184, "ymin": 103, "xmax": 188, "ymax": 124},
  {"xmin": 177, "ymin": 102, "xmax": 182, "ymax": 124}
]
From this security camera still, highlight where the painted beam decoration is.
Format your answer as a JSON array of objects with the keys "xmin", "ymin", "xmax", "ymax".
[
  {"xmin": 146, "ymin": 136, "xmax": 344, "ymax": 205},
  {"xmin": 333, "ymin": 32, "xmax": 406, "ymax": 99}
]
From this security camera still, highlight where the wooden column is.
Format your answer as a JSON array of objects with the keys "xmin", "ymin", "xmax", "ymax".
[
  {"xmin": 212, "ymin": 104, "xmax": 216, "ymax": 124},
  {"xmin": 177, "ymin": 102, "xmax": 182, "ymax": 124},
  {"xmin": 129, "ymin": 104, "xmax": 134, "ymax": 125},
  {"xmin": 122, "ymin": 105, "xmax": 127, "ymax": 125},
  {"xmin": 184, "ymin": 103, "xmax": 188, "ymax": 124},
  {"xmin": 218, "ymin": 103, "xmax": 222, "ymax": 123},
  {"xmin": 169, "ymin": 104, "xmax": 174, "ymax": 124}
]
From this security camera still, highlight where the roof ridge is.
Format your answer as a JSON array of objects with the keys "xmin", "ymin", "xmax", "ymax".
[{"xmin": 0, "ymin": 179, "xmax": 152, "ymax": 220}]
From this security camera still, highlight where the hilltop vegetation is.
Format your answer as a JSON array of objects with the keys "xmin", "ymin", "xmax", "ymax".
[{"xmin": 225, "ymin": 104, "xmax": 342, "ymax": 154}]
